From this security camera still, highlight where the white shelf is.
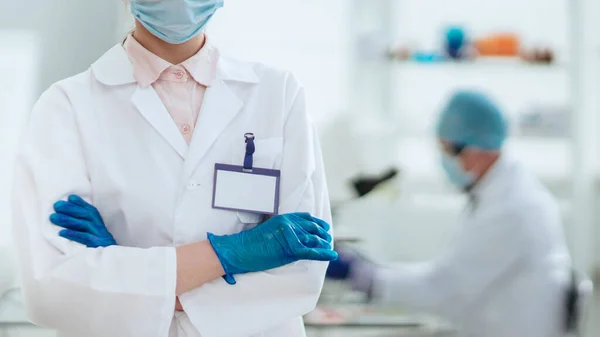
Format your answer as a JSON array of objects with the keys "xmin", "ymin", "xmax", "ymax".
[{"xmin": 393, "ymin": 58, "xmax": 565, "ymax": 71}]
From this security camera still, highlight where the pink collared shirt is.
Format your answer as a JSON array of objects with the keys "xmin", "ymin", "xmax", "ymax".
[{"xmin": 124, "ymin": 34, "xmax": 219, "ymax": 144}]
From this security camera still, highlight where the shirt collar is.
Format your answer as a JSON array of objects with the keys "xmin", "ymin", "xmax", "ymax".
[
  {"xmin": 182, "ymin": 40, "xmax": 219, "ymax": 87},
  {"xmin": 92, "ymin": 43, "xmax": 259, "ymax": 86},
  {"xmin": 123, "ymin": 34, "xmax": 219, "ymax": 88}
]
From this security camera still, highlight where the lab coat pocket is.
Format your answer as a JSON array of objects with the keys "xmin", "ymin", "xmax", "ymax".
[
  {"xmin": 236, "ymin": 212, "xmax": 264, "ymax": 225},
  {"xmin": 231, "ymin": 137, "xmax": 283, "ymax": 169}
]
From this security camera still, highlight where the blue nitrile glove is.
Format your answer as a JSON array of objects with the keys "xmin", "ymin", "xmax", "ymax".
[
  {"xmin": 208, "ymin": 212, "xmax": 338, "ymax": 285},
  {"xmin": 50, "ymin": 195, "xmax": 117, "ymax": 248},
  {"xmin": 326, "ymin": 247, "xmax": 377, "ymax": 297}
]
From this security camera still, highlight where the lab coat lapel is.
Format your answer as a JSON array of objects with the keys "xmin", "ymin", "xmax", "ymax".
[
  {"xmin": 184, "ymin": 79, "xmax": 243, "ymax": 178},
  {"xmin": 131, "ymin": 85, "xmax": 188, "ymax": 159}
]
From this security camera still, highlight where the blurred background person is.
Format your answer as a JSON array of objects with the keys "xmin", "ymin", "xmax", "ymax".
[{"xmin": 327, "ymin": 90, "xmax": 571, "ymax": 337}]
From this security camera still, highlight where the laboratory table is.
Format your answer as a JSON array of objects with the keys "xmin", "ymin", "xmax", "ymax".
[{"xmin": 304, "ymin": 306, "xmax": 455, "ymax": 337}]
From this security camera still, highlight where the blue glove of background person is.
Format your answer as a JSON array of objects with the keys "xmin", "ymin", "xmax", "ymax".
[
  {"xmin": 326, "ymin": 249, "xmax": 353, "ymax": 280},
  {"xmin": 326, "ymin": 247, "xmax": 377, "ymax": 297},
  {"xmin": 50, "ymin": 195, "xmax": 117, "ymax": 248},
  {"xmin": 208, "ymin": 212, "xmax": 338, "ymax": 285}
]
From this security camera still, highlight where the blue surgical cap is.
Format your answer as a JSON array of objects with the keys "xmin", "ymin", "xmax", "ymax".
[{"xmin": 436, "ymin": 90, "xmax": 508, "ymax": 150}]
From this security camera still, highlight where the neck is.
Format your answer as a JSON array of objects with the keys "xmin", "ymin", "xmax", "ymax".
[
  {"xmin": 475, "ymin": 154, "xmax": 501, "ymax": 183},
  {"xmin": 464, "ymin": 155, "xmax": 500, "ymax": 193},
  {"xmin": 133, "ymin": 21, "xmax": 206, "ymax": 65}
]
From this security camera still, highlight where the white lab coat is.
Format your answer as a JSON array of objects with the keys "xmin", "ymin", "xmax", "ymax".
[
  {"xmin": 373, "ymin": 158, "xmax": 571, "ymax": 337},
  {"xmin": 12, "ymin": 41, "xmax": 332, "ymax": 337}
]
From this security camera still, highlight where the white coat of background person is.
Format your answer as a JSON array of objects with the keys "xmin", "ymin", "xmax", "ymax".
[
  {"xmin": 327, "ymin": 91, "xmax": 572, "ymax": 337},
  {"xmin": 11, "ymin": 1, "xmax": 337, "ymax": 337}
]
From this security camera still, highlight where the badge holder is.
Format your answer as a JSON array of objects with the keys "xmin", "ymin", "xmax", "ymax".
[{"xmin": 212, "ymin": 133, "xmax": 281, "ymax": 215}]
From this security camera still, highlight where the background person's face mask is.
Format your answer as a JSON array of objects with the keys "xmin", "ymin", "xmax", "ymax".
[
  {"xmin": 441, "ymin": 152, "xmax": 475, "ymax": 188},
  {"xmin": 130, "ymin": 0, "xmax": 224, "ymax": 45}
]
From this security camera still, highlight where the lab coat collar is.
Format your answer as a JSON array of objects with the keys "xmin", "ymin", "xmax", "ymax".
[
  {"xmin": 183, "ymin": 78, "xmax": 244, "ymax": 178},
  {"xmin": 216, "ymin": 56, "xmax": 260, "ymax": 83},
  {"xmin": 91, "ymin": 43, "xmax": 260, "ymax": 86},
  {"xmin": 181, "ymin": 56, "xmax": 259, "ymax": 176},
  {"xmin": 91, "ymin": 44, "xmax": 138, "ymax": 86}
]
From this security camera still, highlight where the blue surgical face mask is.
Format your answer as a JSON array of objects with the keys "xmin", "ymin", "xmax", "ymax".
[
  {"xmin": 130, "ymin": 0, "xmax": 224, "ymax": 45},
  {"xmin": 441, "ymin": 153, "xmax": 475, "ymax": 188}
]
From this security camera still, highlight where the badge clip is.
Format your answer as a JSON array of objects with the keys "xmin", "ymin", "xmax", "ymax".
[{"xmin": 243, "ymin": 133, "xmax": 255, "ymax": 172}]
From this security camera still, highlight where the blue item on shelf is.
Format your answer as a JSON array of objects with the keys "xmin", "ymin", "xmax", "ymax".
[
  {"xmin": 412, "ymin": 52, "xmax": 446, "ymax": 63},
  {"xmin": 445, "ymin": 26, "xmax": 466, "ymax": 59}
]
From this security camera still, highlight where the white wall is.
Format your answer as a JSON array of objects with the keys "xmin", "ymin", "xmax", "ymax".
[
  {"xmin": 0, "ymin": 33, "xmax": 38, "ymax": 249},
  {"xmin": 0, "ymin": 0, "xmax": 123, "ymax": 97}
]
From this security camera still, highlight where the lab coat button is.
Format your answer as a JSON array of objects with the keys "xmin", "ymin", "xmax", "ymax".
[
  {"xmin": 187, "ymin": 180, "xmax": 198, "ymax": 191},
  {"xmin": 181, "ymin": 124, "xmax": 191, "ymax": 134}
]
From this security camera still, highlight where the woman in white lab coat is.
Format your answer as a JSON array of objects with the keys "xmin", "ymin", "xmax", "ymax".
[
  {"xmin": 12, "ymin": 1, "xmax": 336, "ymax": 336},
  {"xmin": 328, "ymin": 91, "xmax": 571, "ymax": 337}
]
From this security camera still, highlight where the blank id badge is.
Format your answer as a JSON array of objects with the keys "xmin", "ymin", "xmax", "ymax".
[{"xmin": 212, "ymin": 133, "xmax": 281, "ymax": 215}]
